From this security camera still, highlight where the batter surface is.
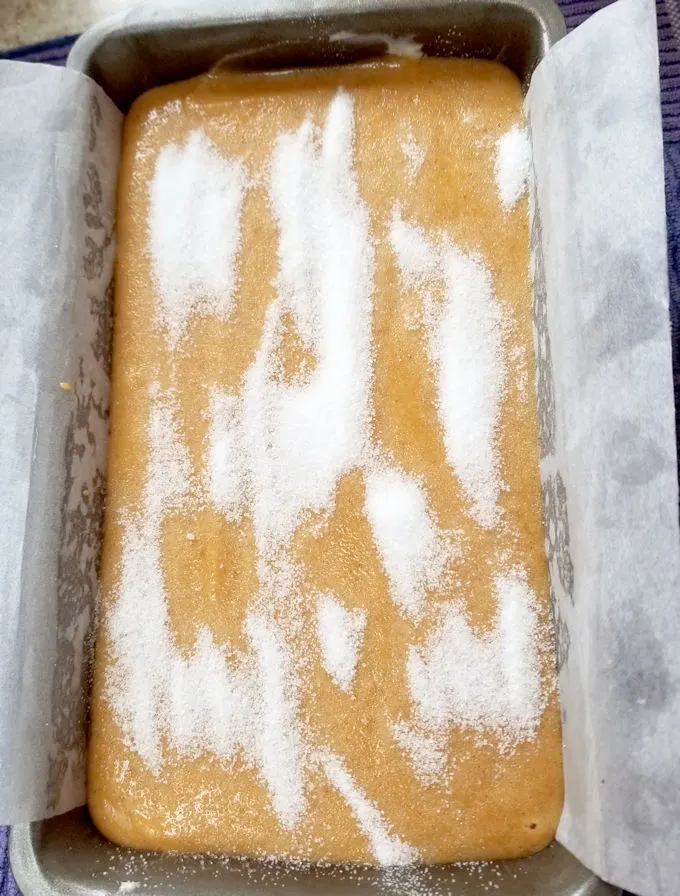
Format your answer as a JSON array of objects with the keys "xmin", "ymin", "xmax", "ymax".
[{"xmin": 90, "ymin": 58, "xmax": 563, "ymax": 864}]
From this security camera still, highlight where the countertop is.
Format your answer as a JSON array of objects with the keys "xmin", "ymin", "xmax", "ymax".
[{"xmin": 1, "ymin": 0, "xmax": 138, "ymax": 51}]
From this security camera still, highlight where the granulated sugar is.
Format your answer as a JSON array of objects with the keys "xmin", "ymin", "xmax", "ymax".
[
  {"xmin": 400, "ymin": 128, "xmax": 426, "ymax": 180},
  {"xmin": 246, "ymin": 613, "xmax": 306, "ymax": 828},
  {"xmin": 316, "ymin": 593, "xmax": 367, "ymax": 692},
  {"xmin": 389, "ymin": 205, "xmax": 438, "ymax": 276},
  {"xmin": 389, "ymin": 209, "xmax": 507, "ymax": 528},
  {"xmin": 364, "ymin": 466, "xmax": 447, "ymax": 618},
  {"xmin": 149, "ymin": 130, "xmax": 247, "ymax": 346},
  {"xmin": 206, "ymin": 90, "xmax": 374, "ymax": 559},
  {"xmin": 319, "ymin": 751, "xmax": 419, "ymax": 865},
  {"xmin": 205, "ymin": 388, "xmax": 247, "ymax": 519},
  {"xmin": 108, "ymin": 396, "xmax": 192, "ymax": 770},
  {"xmin": 392, "ymin": 719, "xmax": 447, "ymax": 785},
  {"xmin": 406, "ymin": 571, "xmax": 546, "ymax": 743},
  {"xmin": 494, "ymin": 125, "xmax": 531, "ymax": 212},
  {"xmin": 108, "ymin": 396, "xmax": 307, "ymax": 829},
  {"xmin": 435, "ymin": 246, "xmax": 506, "ymax": 528}
]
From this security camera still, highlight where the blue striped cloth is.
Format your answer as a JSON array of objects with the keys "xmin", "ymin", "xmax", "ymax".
[{"xmin": 0, "ymin": 2, "xmax": 677, "ymax": 893}]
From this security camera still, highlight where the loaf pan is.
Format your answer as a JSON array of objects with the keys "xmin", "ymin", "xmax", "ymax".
[{"xmin": 11, "ymin": 0, "xmax": 619, "ymax": 893}]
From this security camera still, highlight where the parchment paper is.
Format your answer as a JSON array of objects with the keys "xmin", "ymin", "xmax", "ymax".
[
  {"xmin": 0, "ymin": 61, "xmax": 121, "ymax": 821},
  {"xmin": 0, "ymin": 1, "xmax": 679, "ymax": 894},
  {"xmin": 526, "ymin": 0, "xmax": 680, "ymax": 894}
]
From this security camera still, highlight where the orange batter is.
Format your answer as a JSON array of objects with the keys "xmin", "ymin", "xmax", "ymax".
[{"xmin": 89, "ymin": 58, "xmax": 563, "ymax": 863}]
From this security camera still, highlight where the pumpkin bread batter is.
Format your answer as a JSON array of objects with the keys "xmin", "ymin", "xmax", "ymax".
[{"xmin": 89, "ymin": 58, "xmax": 563, "ymax": 864}]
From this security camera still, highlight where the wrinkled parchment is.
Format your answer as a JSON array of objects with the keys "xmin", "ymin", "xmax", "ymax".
[
  {"xmin": 526, "ymin": 1, "xmax": 680, "ymax": 895},
  {"xmin": 1, "ymin": 1, "xmax": 679, "ymax": 894},
  {"xmin": 0, "ymin": 61, "xmax": 121, "ymax": 821}
]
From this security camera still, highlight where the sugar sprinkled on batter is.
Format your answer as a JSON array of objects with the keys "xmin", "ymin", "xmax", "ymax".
[
  {"xmin": 389, "ymin": 208, "xmax": 507, "ymax": 529},
  {"xmin": 494, "ymin": 125, "xmax": 531, "ymax": 212},
  {"xmin": 206, "ymin": 90, "xmax": 374, "ymax": 559},
  {"xmin": 319, "ymin": 750, "xmax": 420, "ymax": 865},
  {"xmin": 407, "ymin": 571, "xmax": 547, "ymax": 743},
  {"xmin": 364, "ymin": 465, "xmax": 448, "ymax": 618},
  {"xmin": 108, "ymin": 395, "xmax": 307, "ymax": 828},
  {"xmin": 400, "ymin": 127, "xmax": 426, "ymax": 179},
  {"xmin": 149, "ymin": 130, "xmax": 247, "ymax": 346},
  {"xmin": 316, "ymin": 594, "xmax": 367, "ymax": 692}
]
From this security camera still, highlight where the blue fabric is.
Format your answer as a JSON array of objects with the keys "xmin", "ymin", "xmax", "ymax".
[
  {"xmin": 1, "ymin": 2, "xmax": 677, "ymax": 892},
  {"xmin": 0, "ymin": 33, "xmax": 78, "ymax": 64},
  {"xmin": 0, "ymin": 827, "xmax": 13, "ymax": 896}
]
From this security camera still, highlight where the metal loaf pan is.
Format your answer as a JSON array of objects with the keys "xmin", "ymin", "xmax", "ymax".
[{"xmin": 11, "ymin": 1, "xmax": 620, "ymax": 894}]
